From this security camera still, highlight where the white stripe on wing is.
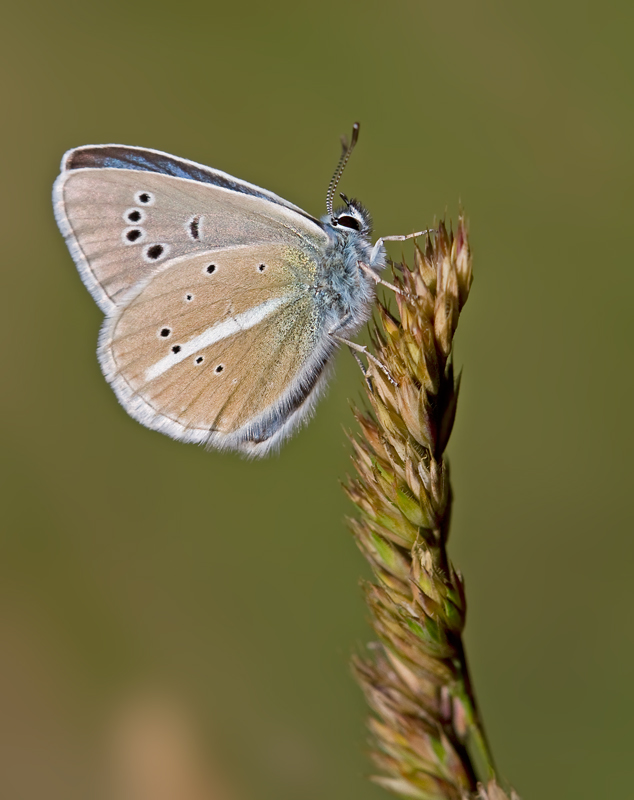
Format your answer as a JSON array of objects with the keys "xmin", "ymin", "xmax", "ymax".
[{"xmin": 145, "ymin": 296, "xmax": 288, "ymax": 381}]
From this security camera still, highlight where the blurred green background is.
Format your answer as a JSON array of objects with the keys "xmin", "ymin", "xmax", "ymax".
[{"xmin": 1, "ymin": 1, "xmax": 633, "ymax": 798}]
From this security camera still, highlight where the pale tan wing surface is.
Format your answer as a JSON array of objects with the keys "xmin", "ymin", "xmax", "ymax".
[
  {"xmin": 98, "ymin": 243, "xmax": 332, "ymax": 454},
  {"xmin": 54, "ymin": 162, "xmax": 328, "ymax": 313}
]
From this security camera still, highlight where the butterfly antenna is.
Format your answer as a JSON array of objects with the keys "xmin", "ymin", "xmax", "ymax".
[{"xmin": 326, "ymin": 122, "xmax": 360, "ymax": 223}]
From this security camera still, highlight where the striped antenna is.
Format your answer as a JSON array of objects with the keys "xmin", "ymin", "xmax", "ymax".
[{"xmin": 326, "ymin": 123, "xmax": 360, "ymax": 223}]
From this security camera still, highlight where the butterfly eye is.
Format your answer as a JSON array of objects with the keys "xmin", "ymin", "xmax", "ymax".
[{"xmin": 336, "ymin": 214, "xmax": 362, "ymax": 231}]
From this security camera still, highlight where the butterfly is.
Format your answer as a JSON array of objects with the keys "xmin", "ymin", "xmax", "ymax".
[{"xmin": 53, "ymin": 124, "xmax": 416, "ymax": 456}]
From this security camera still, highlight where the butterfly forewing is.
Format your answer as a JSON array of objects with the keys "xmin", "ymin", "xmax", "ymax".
[
  {"xmin": 55, "ymin": 161, "xmax": 328, "ymax": 312},
  {"xmin": 99, "ymin": 244, "xmax": 328, "ymax": 450}
]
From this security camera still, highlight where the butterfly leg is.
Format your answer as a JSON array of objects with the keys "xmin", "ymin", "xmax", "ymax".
[
  {"xmin": 330, "ymin": 331, "xmax": 398, "ymax": 387},
  {"xmin": 358, "ymin": 260, "xmax": 409, "ymax": 298},
  {"xmin": 349, "ymin": 349, "xmax": 374, "ymax": 392},
  {"xmin": 369, "ymin": 228, "xmax": 432, "ymax": 265}
]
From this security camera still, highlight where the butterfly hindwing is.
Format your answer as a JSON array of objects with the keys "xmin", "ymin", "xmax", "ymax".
[{"xmin": 98, "ymin": 243, "xmax": 333, "ymax": 454}]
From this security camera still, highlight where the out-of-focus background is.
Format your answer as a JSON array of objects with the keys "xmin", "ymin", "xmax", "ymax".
[{"xmin": 1, "ymin": 2, "xmax": 633, "ymax": 798}]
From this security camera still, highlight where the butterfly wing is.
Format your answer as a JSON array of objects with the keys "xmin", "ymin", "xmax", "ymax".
[
  {"xmin": 53, "ymin": 144, "xmax": 328, "ymax": 312},
  {"xmin": 98, "ymin": 243, "xmax": 334, "ymax": 455}
]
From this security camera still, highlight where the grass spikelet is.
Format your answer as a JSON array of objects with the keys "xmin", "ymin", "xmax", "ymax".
[{"xmin": 346, "ymin": 218, "xmax": 519, "ymax": 800}]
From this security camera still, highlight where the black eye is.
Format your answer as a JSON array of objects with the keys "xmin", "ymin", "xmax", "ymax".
[{"xmin": 336, "ymin": 214, "xmax": 361, "ymax": 231}]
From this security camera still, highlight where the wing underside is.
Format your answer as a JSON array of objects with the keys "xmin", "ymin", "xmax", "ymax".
[
  {"xmin": 53, "ymin": 151, "xmax": 327, "ymax": 312},
  {"xmin": 98, "ymin": 244, "xmax": 333, "ymax": 454},
  {"xmin": 62, "ymin": 144, "xmax": 317, "ymax": 219}
]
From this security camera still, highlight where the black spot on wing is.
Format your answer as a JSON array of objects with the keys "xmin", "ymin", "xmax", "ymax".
[
  {"xmin": 64, "ymin": 146, "xmax": 323, "ymax": 226},
  {"xmin": 145, "ymin": 244, "xmax": 165, "ymax": 260}
]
